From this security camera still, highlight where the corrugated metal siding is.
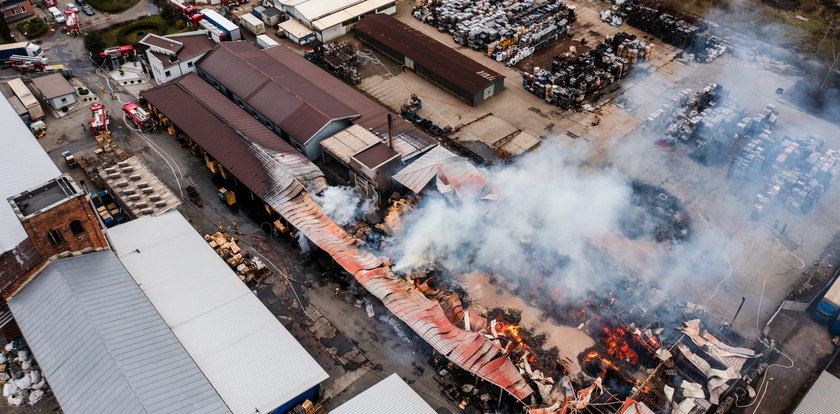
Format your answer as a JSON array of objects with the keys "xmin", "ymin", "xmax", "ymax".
[
  {"xmin": 7, "ymin": 251, "xmax": 229, "ymax": 414},
  {"xmin": 108, "ymin": 212, "xmax": 329, "ymax": 414},
  {"xmin": 330, "ymin": 374, "xmax": 436, "ymax": 414},
  {"xmin": 0, "ymin": 96, "xmax": 61, "ymax": 253},
  {"xmin": 793, "ymin": 371, "xmax": 840, "ymax": 414}
]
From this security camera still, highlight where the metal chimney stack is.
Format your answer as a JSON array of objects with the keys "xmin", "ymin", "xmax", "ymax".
[{"xmin": 387, "ymin": 114, "xmax": 394, "ymax": 148}]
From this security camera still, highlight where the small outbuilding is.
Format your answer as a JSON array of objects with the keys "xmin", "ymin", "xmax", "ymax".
[{"xmin": 31, "ymin": 73, "xmax": 76, "ymax": 111}]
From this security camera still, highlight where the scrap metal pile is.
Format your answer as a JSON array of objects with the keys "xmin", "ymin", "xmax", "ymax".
[
  {"xmin": 602, "ymin": 0, "xmax": 727, "ymax": 63},
  {"xmin": 1, "ymin": 338, "xmax": 48, "ymax": 407},
  {"xmin": 730, "ymin": 133, "xmax": 840, "ymax": 217},
  {"xmin": 522, "ymin": 33, "xmax": 642, "ymax": 108},
  {"xmin": 205, "ymin": 231, "xmax": 272, "ymax": 288},
  {"xmin": 305, "ymin": 42, "xmax": 361, "ymax": 85},
  {"xmin": 412, "ymin": 0, "xmax": 576, "ymax": 66},
  {"xmin": 647, "ymin": 84, "xmax": 746, "ymax": 165},
  {"xmin": 620, "ymin": 180, "xmax": 690, "ymax": 243}
]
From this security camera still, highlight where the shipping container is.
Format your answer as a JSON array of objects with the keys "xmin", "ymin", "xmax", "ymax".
[
  {"xmin": 240, "ymin": 13, "xmax": 265, "ymax": 35},
  {"xmin": 256, "ymin": 34, "xmax": 279, "ymax": 49}
]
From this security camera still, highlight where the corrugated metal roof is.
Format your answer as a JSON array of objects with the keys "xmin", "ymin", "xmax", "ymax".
[
  {"xmin": 31, "ymin": 73, "xmax": 76, "ymax": 99},
  {"xmin": 107, "ymin": 212, "xmax": 329, "ymax": 414},
  {"xmin": 355, "ymin": 14, "xmax": 504, "ymax": 95},
  {"xmin": 199, "ymin": 41, "xmax": 436, "ymax": 159},
  {"xmin": 793, "ymin": 371, "xmax": 840, "ymax": 414},
  {"xmin": 311, "ymin": 0, "xmax": 394, "ymax": 31},
  {"xmin": 197, "ymin": 42, "xmax": 359, "ymax": 143},
  {"xmin": 393, "ymin": 146, "xmax": 490, "ymax": 196},
  {"xmin": 293, "ymin": 0, "xmax": 362, "ymax": 22},
  {"xmin": 352, "ymin": 142, "xmax": 400, "ymax": 170},
  {"xmin": 278, "ymin": 18, "xmax": 314, "ymax": 38},
  {"xmin": 0, "ymin": 95, "xmax": 61, "ymax": 253},
  {"xmin": 321, "ymin": 124, "xmax": 381, "ymax": 165},
  {"xmin": 7, "ymin": 251, "xmax": 230, "ymax": 414},
  {"xmin": 142, "ymin": 72, "xmax": 327, "ymax": 196},
  {"xmin": 330, "ymin": 373, "xmax": 436, "ymax": 414}
]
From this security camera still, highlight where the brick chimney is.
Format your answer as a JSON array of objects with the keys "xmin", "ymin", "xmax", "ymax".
[{"xmin": 1, "ymin": 175, "xmax": 108, "ymax": 298}]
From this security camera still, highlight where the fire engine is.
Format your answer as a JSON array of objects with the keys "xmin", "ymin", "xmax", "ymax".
[
  {"xmin": 89, "ymin": 104, "xmax": 109, "ymax": 135},
  {"xmin": 123, "ymin": 102, "xmax": 153, "ymax": 131},
  {"xmin": 7, "ymin": 55, "xmax": 49, "ymax": 71},
  {"xmin": 65, "ymin": 10, "xmax": 80, "ymax": 36},
  {"xmin": 169, "ymin": 0, "xmax": 204, "ymax": 28}
]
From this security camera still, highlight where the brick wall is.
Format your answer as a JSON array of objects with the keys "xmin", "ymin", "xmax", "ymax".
[{"xmin": 20, "ymin": 195, "xmax": 108, "ymax": 259}]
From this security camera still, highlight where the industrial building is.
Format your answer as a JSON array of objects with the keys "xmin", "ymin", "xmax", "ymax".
[
  {"xmin": 792, "ymin": 352, "xmax": 840, "ymax": 413},
  {"xmin": 270, "ymin": 0, "xmax": 394, "ymax": 42},
  {"xmin": 330, "ymin": 374, "xmax": 436, "ymax": 414},
  {"xmin": 30, "ymin": 73, "xmax": 76, "ymax": 111},
  {"xmin": 108, "ymin": 212, "xmax": 329, "ymax": 414},
  {"xmin": 140, "ymin": 31, "xmax": 215, "ymax": 85},
  {"xmin": 0, "ymin": 0, "xmax": 34, "ymax": 22},
  {"xmin": 195, "ymin": 41, "xmax": 435, "ymax": 161},
  {"xmin": 97, "ymin": 156, "xmax": 180, "ymax": 218},
  {"xmin": 355, "ymin": 14, "xmax": 505, "ymax": 106}
]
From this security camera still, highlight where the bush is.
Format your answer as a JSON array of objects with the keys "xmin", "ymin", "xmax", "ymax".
[
  {"xmin": 84, "ymin": 31, "xmax": 107, "ymax": 58},
  {"xmin": 16, "ymin": 17, "xmax": 48, "ymax": 39},
  {"xmin": 77, "ymin": 87, "xmax": 90, "ymax": 95},
  {"xmin": 87, "ymin": 0, "xmax": 140, "ymax": 13}
]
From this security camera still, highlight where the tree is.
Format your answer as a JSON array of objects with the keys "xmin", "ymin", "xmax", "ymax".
[
  {"xmin": 0, "ymin": 13, "xmax": 12, "ymax": 43},
  {"xmin": 84, "ymin": 32, "xmax": 107, "ymax": 59},
  {"xmin": 160, "ymin": 2, "xmax": 178, "ymax": 24}
]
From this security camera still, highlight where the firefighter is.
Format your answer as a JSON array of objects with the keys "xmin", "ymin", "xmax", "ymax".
[
  {"xmin": 106, "ymin": 111, "xmax": 111, "ymax": 118},
  {"xmin": 81, "ymin": 123, "xmax": 86, "ymax": 131}
]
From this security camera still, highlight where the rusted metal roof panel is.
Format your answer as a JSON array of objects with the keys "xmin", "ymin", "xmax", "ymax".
[
  {"xmin": 393, "ymin": 146, "xmax": 489, "ymax": 196},
  {"xmin": 355, "ymin": 14, "xmax": 504, "ymax": 95}
]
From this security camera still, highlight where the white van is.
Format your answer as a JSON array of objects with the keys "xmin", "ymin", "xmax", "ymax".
[{"xmin": 48, "ymin": 7, "xmax": 65, "ymax": 23}]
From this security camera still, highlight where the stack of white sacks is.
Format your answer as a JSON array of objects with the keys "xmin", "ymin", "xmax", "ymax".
[{"xmin": 1, "ymin": 341, "xmax": 47, "ymax": 406}]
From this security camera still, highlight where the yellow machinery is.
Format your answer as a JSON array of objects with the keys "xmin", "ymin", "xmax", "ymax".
[
  {"xmin": 30, "ymin": 120, "xmax": 46, "ymax": 138},
  {"xmin": 218, "ymin": 187, "xmax": 236, "ymax": 206}
]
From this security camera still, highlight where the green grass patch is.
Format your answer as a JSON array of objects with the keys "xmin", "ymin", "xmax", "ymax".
[
  {"xmin": 99, "ymin": 15, "xmax": 186, "ymax": 48},
  {"xmin": 16, "ymin": 17, "xmax": 48, "ymax": 39},
  {"xmin": 87, "ymin": 0, "xmax": 140, "ymax": 14}
]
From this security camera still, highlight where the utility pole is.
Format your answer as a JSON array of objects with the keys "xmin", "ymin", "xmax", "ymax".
[{"xmin": 729, "ymin": 296, "xmax": 747, "ymax": 327}]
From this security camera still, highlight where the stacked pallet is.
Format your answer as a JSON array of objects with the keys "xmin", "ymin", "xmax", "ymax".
[{"xmin": 205, "ymin": 232, "xmax": 272, "ymax": 287}]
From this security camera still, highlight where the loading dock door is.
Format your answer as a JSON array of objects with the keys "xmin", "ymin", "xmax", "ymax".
[{"xmin": 404, "ymin": 57, "xmax": 414, "ymax": 70}]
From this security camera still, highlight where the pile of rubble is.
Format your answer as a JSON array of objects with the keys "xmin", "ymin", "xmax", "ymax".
[
  {"xmin": 620, "ymin": 181, "xmax": 690, "ymax": 243},
  {"xmin": 1, "ymin": 339, "xmax": 48, "ymax": 407},
  {"xmin": 647, "ymin": 84, "xmax": 747, "ymax": 165},
  {"xmin": 522, "ymin": 33, "xmax": 641, "ymax": 108},
  {"xmin": 205, "ymin": 231, "xmax": 272, "ymax": 288},
  {"xmin": 412, "ymin": 0, "xmax": 576, "ymax": 66},
  {"xmin": 305, "ymin": 42, "xmax": 360, "ymax": 85},
  {"xmin": 730, "ymin": 134, "xmax": 840, "ymax": 216}
]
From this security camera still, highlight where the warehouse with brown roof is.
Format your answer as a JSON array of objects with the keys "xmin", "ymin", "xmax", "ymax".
[
  {"xmin": 195, "ymin": 41, "xmax": 436, "ymax": 161},
  {"xmin": 354, "ymin": 14, "xmax": 505, "ymax": 106}
]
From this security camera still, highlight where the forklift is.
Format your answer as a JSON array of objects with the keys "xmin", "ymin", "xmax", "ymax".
[{"xmin": 29, "ymin": 120, "xmax": 46, "ymax": 139}]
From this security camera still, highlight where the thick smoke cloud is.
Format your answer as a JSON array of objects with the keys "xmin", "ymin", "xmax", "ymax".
[
  {"xmin": 314, "ymin": 186, "xmax": 373, "ymax": 226},
  {"xmin": 390, "ymin": 144, "xmax": 634, "ymax": 296}
]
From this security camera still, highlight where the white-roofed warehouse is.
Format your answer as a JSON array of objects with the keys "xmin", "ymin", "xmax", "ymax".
[
  {"xmin": 107, "ymin": 211, "xmax": 328, "ymax": 414},
  {"xmin": 330, "ymin": 373, "xmax": 436, "ymax": 414}
]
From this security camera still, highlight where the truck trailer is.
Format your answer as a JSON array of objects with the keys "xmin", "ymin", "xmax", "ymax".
[
  {"xmin": 813, "ymin": 275, "xmax": 840, "ymax": 336},
  {"xmin": 200, "ymin": 9, "xmax": 241, "ymax": 41},
  {"xmin": 239, "ymin": 13, "xmax": 265, "ymax": 35},
  {"xmin": 0, "ymin": 42, "xmax": 45, "ymax": 63},
  {"xmin": 256, "ymin": 34, "xmax": 279, "ymax": 49}
]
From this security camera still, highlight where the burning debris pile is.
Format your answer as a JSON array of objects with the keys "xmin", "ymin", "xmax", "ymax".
[
  {"xmin": 619, "ymin": 181, "xmax": 690, "ymax": 243},
  {"xmin": 731, "ymin": 133, "xmax": 840, "ymax": 217},
  {"xmin": 647, "ymin": 84, "xmax": 747, "ymax": 165},
  {"xmin": 412, "ymin": 0, "xmax": 576, "ymax": 66},
  {"xmin": 522, "ymin": 33, "xmax": 644, "ymax": 108},
  {"xmin": 305, "ymin": 42, "xmax": 361, "ymax": 85}
]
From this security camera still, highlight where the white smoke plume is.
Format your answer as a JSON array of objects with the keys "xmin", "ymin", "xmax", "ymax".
[
  {"xmin": 390, "ymin": 143, "xmax": 633, "ymax": 295},
  {"xmin": 314, "ymin": 186, "xmax": 373, "ymax": 227}
]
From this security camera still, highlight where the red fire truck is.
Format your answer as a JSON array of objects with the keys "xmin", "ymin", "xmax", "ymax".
[
  {"xmin": 89, "ymin": 104, "xmax": 109, "ymax": 134},
  {"xmin": 169, "ymin": 0, "xmax": 204, "ymax": 28},
  {"xmin": 65, "ymin": 10, "xmax": 80, "ymax": 36},
  {"xmin": 123, "ymin": 102, "xmax": 153, "ymax": 131}
]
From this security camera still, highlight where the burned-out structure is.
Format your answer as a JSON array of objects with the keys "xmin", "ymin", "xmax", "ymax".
[{"xmin": 355, "ymin": 13, "xmax": 505, "ymax": 106}]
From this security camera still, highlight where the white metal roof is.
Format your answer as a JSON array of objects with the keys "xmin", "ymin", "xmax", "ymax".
[
  {"xmin": 293, "ymin": 0, "xmax": 362, "ymax": 22},
  {"xmin": 320, "ymin": 124, "xmax": 381, "ymax": 165},
  {"xmin": 201, "ymin": 9, "xmax": 238, "ymax": 31},
  {"xmin": 0, "ymin": 95, "xmax": 61, "ymax": 253},
  {"xmin": 793, "ymin": 371, "xmax": 840, "ymax": 414},
  {"xmin": 278, "ymin": 17, "xmax": 314, "ymax": 38},
  {"xmin": 330, "ymin": 374, "xmax": 436, "ymax": 414},
  {"xmin": 8, "ymin": 251, "xmax": 230, "ymax": 414},
  {"xmin": 108, "ymin": 212, "xmax": 328, "ymax": 414},
  {"xmin": 311, "ymin": 0, "xmax": 393, "ymax": 31}
]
